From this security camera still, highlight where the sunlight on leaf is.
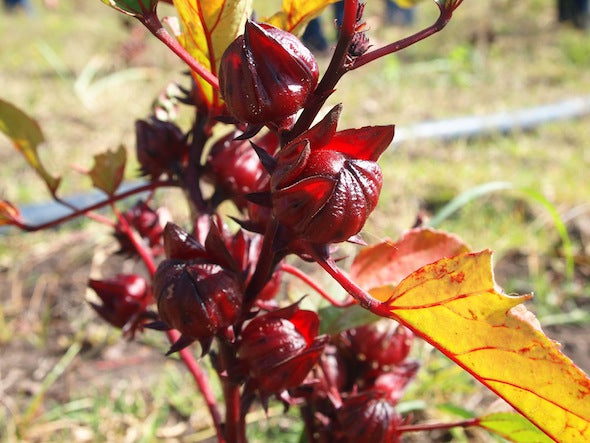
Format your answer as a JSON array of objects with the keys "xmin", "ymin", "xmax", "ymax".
[
  {"xmin": 477, "ymin": 412, "xmax": 553, "ymax": 443},
  {"xmin": 372, "ymin": 251, "xmax": 590, "ymax": 442},
  {"xmin": 351, "ymin": 228, "xmax": 470, "ymax": 290},
  {"xmin": 0, "ymin": 99, "xmax": 61, "ymax": 194},
  {"xmin": 174, "ymin": 0, "xmax": 251, "ymax": 108},
  {"xmin": 89, "ymin": 146, "xmax": 127, "ymax": 195},
  {"xmin": 263, "ymin": 0, "xmax": 340, "ymax": 35}
]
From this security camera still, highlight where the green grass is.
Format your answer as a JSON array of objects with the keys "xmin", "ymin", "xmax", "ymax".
[{"xmin": 1, "ymin": 0, "xmax": 589, "ymax": 441}]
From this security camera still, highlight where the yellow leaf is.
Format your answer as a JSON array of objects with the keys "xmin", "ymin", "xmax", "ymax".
[
  {"xmin": 174, "ymin": 0, "xmax": 252, "ymax": 108},
  {"xmin": 263, "ymin": 0, "xmax": 340, "ymax": 35},
  {"xmin": 377, "ymin": 251, "xmax": 590, "ymax": 442}
]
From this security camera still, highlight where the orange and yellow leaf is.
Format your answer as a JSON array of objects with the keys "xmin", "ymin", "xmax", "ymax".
[
  {"xmin": 0, "ymin": 200, "xmax": 22, "ymax": 227},
  {"xmin": 174, "ymin": 0, "xmax": 251, "ymax": 107},
  {"xmin": 263, "ymin": 0, "xmax": 340, "ymax": 35},
  {"xmin": 372, "ymin": 250, "xmax": 590, "ymax": 442}
]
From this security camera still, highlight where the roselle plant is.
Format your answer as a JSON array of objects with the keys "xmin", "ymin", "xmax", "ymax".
[{"xmin": 0, "ymin": 0, "xmax": 589, "ymax": 441}]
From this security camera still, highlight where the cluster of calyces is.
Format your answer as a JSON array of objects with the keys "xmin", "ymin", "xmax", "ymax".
[
  {"xmin": 294, "ymin": 321, "xmax": 418, "ymax": 442},
  {"xmin": 151, "ymin": 217, "xmax": 284, "ymax": 354},
  {"xmin": 152, "ymin": 220, "xmax": 246, "ymax": 354},
  {"xmin": 88, "ymin": 274, "xmax": 154, "ymax": 338}
]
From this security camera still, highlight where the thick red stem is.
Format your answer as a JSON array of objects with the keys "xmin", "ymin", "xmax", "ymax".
[
  {"xmin": 114, "ymin": 200, "xmax": 225, "ymax": 441},
  {"xmin": 285, "ymin": 0, "xmax": 359, "ymax": 142},
  {"xmin": 218, "ymin": 341, "xmax": 247, "ymax": 443},
  {"xmin": 307, "ymin": 249, "xmax": 390, "ymax": 317},
  {"xmin": 167, "ymin": 330, "xmax": 226, "ymax": 443}
]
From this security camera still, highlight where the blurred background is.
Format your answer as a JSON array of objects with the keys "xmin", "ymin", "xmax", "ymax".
[{"xmin": 0, "ymin": 1, "xmax": 589, "ymax": 441}]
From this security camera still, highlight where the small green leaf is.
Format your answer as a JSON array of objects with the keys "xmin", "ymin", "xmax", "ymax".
[
  {"xmin": 99, "ymin": 0, "xmax": 158, "ymax": 16},
  {"xmin": 0, "ymin": 99, "xmax": 61, "ymax": 194},
  {"xmin": 318, "ymin": 304, "xmax": 380, "ymax": 335},
  {"xmin": 477, "ymin": 412, "xmax": 553, "ymax": 443},
  {"xmin": 89, "ymin": 146, "xmax": 127, "ymax": 195}
]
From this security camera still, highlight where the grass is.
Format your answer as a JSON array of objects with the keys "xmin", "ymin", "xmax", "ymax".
[{"xmin": 1, "ymin": 0, "xmax": 589, "ymax": 441}]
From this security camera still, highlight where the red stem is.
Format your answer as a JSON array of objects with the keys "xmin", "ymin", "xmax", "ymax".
[
  {"xmin": 18, "ymin": 180, "xmax": 174, "ymax": 232},
  {"xmin": 305, "ymin": 247, "xmax": 390, "ymax": 317},
  {"xmin": 218, "ymin": 341, "xmax": 247, "ymax": 443},
  {"xmin": 167, "ymin": 330, "xmax": 226, "ymax": 443},
  {"xmin": 280, "ymin": 263, "xmax": 356, "ymax": 307},
  {"xmin": 285, "ymin": 0, "xmax": 359, "ymax": 142},
  {"xmin": 140, "ymin": 12, "xmax": 220, "ymax": 91},
  {"xmin": 397, "ymin": 417, "xmax": 479, "ymax": 433},
  {"xmin": 351, "ymin": 3, "xmax": 452, "ymax": 70},
  {"xmin": 113, "ymin": 198, "xmax": 225, "ymax": 441}
]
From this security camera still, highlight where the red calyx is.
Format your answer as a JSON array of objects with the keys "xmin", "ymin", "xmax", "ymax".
[
  {"xmin": 237, "ymin": 304, "xmax": 327, "ymax": 394},
  {"xmin": 88, "ymin": 274, "xmax": 152, "ymax": 336},
  {"xmin": 219, "ymin": 20, "xmax": 319, "ymax": 126}
]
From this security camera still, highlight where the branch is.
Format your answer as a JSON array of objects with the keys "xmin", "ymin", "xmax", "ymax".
[
  {"xmin": 140, "ymin": 11, "xmax": 220, "ymax": 91},
  {"xmin": 18, "ymin": 180, "xmax": 175, "ymax": 232},
  {"xmin": 351, "ymin": 1, "xmax": 457, "ymax": 70},
  {"xmin": 280, "ymin": 263, "xmax": 356, "ymax": 307}
]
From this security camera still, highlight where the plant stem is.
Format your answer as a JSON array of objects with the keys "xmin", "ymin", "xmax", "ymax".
[
  {"xmin": 243, "ymin": 218, "xmax": 281, "ymax": 310},
  {"xmin": 115, "ymin": 205, "xmax": 226, "ymax": 441},
  {"xmin": 306, "ymin": 248, "xmax": 390, "ymax": 317},
  {"xmin": 280, "ymin": 263, "xmax": 356, "ymax": 307},
  {"xmin": 397, "ymin": 417, "xmax": 479, "ymax": 433},
  {"xmin": 218, "ymin": 340, "xmax": 247, "ymax": 443},
  {"xmin": 351, "ymin": 3, "xmax": 452, "ymax": 70},
  {"xmin": 140, "ymin": 12, "xmax": 220, "ymax": 91},
  {"xmin": 167, "ymin": 330, "xmax": 226, "ymax": 443},
  {"xmin": 18, "ymin": 180, "xmax": 174, "ymax": 232},
  {"xmin": 286, "ymin": 0, "xmax": 359, "ymax": 142}
]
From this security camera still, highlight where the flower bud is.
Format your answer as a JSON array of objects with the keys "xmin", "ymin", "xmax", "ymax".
[
  {"xmin": 114, "ymin": 200, "xmax": 164, "ymax": 257},
  {"xmin": 88, "ymin": 274, "xmax": 151, "ymax": 335},
  {"xmin": 135, "ymin": 118, "xmax": 187, "ymax": 179},
  {"xmin": 340, "ymin": 322, "xmax": 413, "ymax": 371},
  {"xmin": 237, "ymin": 305, "xmax": 327, "ymax": 393},
  {"xmin": 268, "ymin": 105, "xmax": 394, "ymax": 244},
  {"xmin": 219, "ymin": 20, "xmax": 319, "ymax": 125},
  {"xmin": 205, "ymin": 131, "xmax": 274, "ymax": 209},
  {"xmin": 337, "ymin": 391, "xmax": 402, "ymax": 443},
  {"xmin": 153, "ymin": 260, "xmax": 243, "ymax": 352}
]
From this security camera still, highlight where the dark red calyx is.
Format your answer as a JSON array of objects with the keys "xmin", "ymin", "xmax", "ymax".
[{"xmin": 219, "ymin": 20, "xmax": 319, "ymax": 126}]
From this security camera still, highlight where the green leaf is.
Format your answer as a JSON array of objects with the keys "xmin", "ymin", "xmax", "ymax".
[
  {"xmin": 99, "ymin": 0, "xmax": 158, "ymax": 16},
  {"xmin": 89, "ymin": 146, "xmax": 127, "ymax": 195},
  {"xmin": 318, "ymin": 304, "xmax": 380, "ymax": 335},
  {"xmin": 0, "ymin": 98, "xmax": 61, "ymax": 194},
  {"xmin": 477, "ymin": 412, "xmax": 553, "ymax": 443}
]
